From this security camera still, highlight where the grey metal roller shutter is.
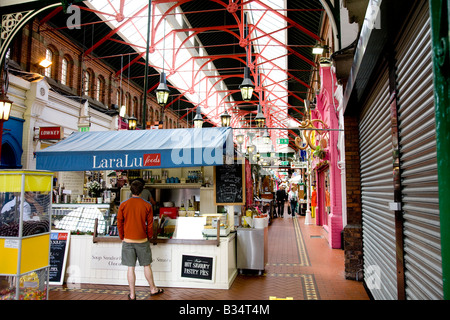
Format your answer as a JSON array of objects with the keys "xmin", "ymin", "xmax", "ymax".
[
  {"xmin": 395, "ymin": 1, "xmax": 443, "ymax": 300},
  {"xmin": 359, "ymin": 70, "xmax": 398, "ymax": 300}
]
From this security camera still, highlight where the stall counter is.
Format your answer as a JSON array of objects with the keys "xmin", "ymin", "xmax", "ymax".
[{"xmin": 64, "ymin": 233, "xmax": 237, "ymax": 289}]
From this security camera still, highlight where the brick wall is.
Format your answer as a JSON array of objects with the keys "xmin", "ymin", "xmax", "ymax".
[
  {"xmin": 343, "ymin": 114, "xmax": 363, "ymax": 280},
  {"xmin": 9, "ymin": 18, "xmax": 188, "ymax": 129}
]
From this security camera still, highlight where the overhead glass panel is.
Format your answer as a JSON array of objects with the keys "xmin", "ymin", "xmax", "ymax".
[
  {"xmin": 86, "ymin": 0, "xmax": 225, "ymax": 126},
  {"xmin": 247, "ymin": 0, "xmax": 289, "ymax": 151}
]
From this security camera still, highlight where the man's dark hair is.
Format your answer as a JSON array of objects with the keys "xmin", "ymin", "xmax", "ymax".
[{"xmin": 130, "ymin": 180, "xmax": 144, "ymax": 195}]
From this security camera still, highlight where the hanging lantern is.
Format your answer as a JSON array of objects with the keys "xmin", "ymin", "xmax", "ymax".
[
  {"xmin": 262, "ymin": 128, "xmax": 270, "ymax": 144},
  {"xmin": 254, "ymin": 104, "xmax": 265, "ymax": 128},
  {"xmin": 0, "ymin": 94, "xmax": 12, "ymax": 121},
  {"xmin": 155, "ymin": 72, "xmax": 170, "ymax": 106},
  {"xmin": 193, "ymin": 105, "xmax": 204, "ymax": 128},
  {"xmin": 220, "ymin": 109, "xmax": 231, "ymax": 127},
  {"xmin": 128, "ymin": 114, "xmax": 137, "ymax": 130},
  {"xmin": 236, "ymin": 133, "xmax": 244, "ymax": 145},
  {"xmin": 239, "ymin": 67, "xmax": 254, "ymax": 101}
]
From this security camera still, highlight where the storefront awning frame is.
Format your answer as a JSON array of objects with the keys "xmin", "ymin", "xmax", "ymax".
[{"xmin": 36, "ymin": 127, "xmax": 233, "ymax": 171}]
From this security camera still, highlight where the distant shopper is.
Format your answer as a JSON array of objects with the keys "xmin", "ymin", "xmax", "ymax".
[
  {"xmin": 288, "ymin": 185, "xmax": 298, "ymax": 217},
  {"xmin": 311, "ymin": 186, "xmax": 317, "ymax": 219},
  {"xmin": 276, "ymin": 185, "xmax": 287, "ymax": 218},
  {"xmin": 117, "ymin": 180, "xmax": 164, "ymax": 300}
]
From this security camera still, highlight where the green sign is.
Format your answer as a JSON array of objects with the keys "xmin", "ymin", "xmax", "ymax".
[
  {"xmin": 277, "ymin": 138, "xmax": 289, "ymax": 144},
  {"xmin": 280, "ymin": 161, "xmax": 289, "ymax": 166},
  {"xmin": 79, "ymin": 126, "xmax": 90, "ymax": 132}
]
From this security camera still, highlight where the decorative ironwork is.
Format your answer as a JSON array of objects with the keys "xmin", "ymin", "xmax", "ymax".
[{"xmin": 1, "ymin": 11, "xmax": 28, "ymax": 40}]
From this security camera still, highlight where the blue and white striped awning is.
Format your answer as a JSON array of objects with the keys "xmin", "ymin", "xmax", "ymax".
[{"xmin": 36, "ymin": 127, "xmax": 233, "ymax": 171}]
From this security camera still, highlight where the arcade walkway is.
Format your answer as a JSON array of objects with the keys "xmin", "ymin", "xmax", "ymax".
[{"xmin": 49, "ymin": 215, "xmax": 369, "ymax": 300}]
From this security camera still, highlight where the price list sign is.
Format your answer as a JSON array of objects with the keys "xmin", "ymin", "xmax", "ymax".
[
  {"xmin": 214, "ymin": 161, "xmax": 245, "ymax": 205},
  {"xmin": 49, "ymin": 231, "xmax": 70, "ymax": 285}
]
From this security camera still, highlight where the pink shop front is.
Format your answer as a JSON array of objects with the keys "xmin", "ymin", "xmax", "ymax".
[{"xmin": 310, "ymin": 65, "xmax": 343, "ymax": 249}]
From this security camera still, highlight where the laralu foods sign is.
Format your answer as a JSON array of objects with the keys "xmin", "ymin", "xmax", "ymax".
[
  {"xmin": 92, "ymin": 153, "xmax": 161, "ymax": 169},
  {"xmin": 91, "ymin": 147, "xmax": 227, "ymax": 170}
]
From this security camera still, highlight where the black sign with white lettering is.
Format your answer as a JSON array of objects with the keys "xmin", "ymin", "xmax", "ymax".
[
  {"xmin": 49, "ymin": 231, "xmax": 70, "ymax": 285},
  {"xmin": 214, "ymin": 163, "xmax": 245, "ymax": 205},
  {"xmin": 181, "ymin": 255, "xmax": 214, "ymax": 281}
]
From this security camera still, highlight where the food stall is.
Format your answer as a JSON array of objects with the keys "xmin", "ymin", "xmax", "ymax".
[
  {"xmin": 35, "ymin": 127, "xmax": 241, "ymax": 289},
  {"xmin": 0, "ymin": 170, "xmax": 53, "ymax": 300}
]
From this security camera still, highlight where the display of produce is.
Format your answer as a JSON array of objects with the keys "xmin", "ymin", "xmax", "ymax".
[{"xmin": 0, "ymin": 220, "xmax": 50, "ymax": 237}]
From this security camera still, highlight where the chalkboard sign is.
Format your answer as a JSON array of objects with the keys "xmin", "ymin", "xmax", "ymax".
[
  {"xmin": 49, "ymin": 231, "xmax": 70, "ymax": 285},
  {"xmin": 214, "ymin": 160, "xmax": 245, "ymax": 205},
  {"xmin": 181, "ymin": 254, "xmax": 214, "ymax": 281}
]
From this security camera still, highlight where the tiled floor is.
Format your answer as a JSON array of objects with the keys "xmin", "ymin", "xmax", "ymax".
[{"xmin": 49, "ymin": 215, "xmax": 369, "ymax": 301}]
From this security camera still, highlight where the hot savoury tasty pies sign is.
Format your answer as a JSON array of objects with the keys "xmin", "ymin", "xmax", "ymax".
[{"xmin": 181, "ymin": 255, "xmax": 214, "ymax": 281}]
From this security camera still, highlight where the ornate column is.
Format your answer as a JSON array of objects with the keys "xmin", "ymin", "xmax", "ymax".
[{"xmin": 23, "ymin": 77, "xmax": 50, "ymax": 169}]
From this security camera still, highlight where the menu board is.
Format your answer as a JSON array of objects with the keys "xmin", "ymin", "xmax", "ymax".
[
  {"xmin": 214, "ymin": 161, "xmax": 245, "ymax": 205},
  {"xmin": 181, "ymin": 254, "xmax": 214, "ymax": 281},
  {"xmin": 49, "ymin": 231, "xmax": 70, "ymax": 285}
]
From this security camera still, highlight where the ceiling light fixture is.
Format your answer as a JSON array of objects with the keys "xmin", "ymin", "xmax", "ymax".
[
  {"xmin": 220, "ymin": 98, "xmax": 231, "ymax": 127},
  {"xmin": 193, "ymin": 105, "xmax": 204, "ymax": 128},
  {"xmin": 263, "ymin": 128, "xmax": 270, "ymax": 144},
  {"xmin": 240, "ymin": 67, "xmax": 254, "ymax": 101},
  {"xmin": 128, "ymin": 114, "xmax": 137, "ymax": 130},
  {"xmin": 155, "ymin": 72, "xmax": 170, "ymax": 107},
  {"xmin": 254, "ymin": 104, "xmax": 266, "ymax": 128}
]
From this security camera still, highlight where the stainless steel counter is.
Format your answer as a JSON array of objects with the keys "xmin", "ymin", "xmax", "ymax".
[{"xmin": 236, "ymin": 227, "xmax": 268, "ymax": 274}]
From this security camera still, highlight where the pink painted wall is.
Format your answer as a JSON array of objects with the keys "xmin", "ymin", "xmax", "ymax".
[{"xmin": 311, "ymin": 66, "xmax": 343, "ymax": 249}]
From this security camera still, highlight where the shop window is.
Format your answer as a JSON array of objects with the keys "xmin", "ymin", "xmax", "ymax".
[
  {"xmin": 154, "ymin": 109, "xmax": 159, "ymax": 126},
  {"xmin": 44, "ymin": 48, "xmax": 53, "ymax": 78},
  {"xmin": 61, "ymin": 58, "xmax": 68, "ymax": 85},
  {"xmin": 125, "ymin": 93, "xmax": 131, "ymax": 115},
  {"xmin": 96, "ymin": 76, "xmax": 105, "ymax": 104},
  {"xmin": 83, "ymin": 70, "xmax": 91, "ymax": 96},
  {"xmin": 325, "ymin": 169, "xmax": 330, "ymax": 214},
  {"xmin": 132, "ymin": 97, "xmax": 138, "ymax": 120},
  {"xmin": 61, "ymin": 57, "xmax": 73, "ymax": 86},
  {"xmin": 116, "ymin": 89, "xmax": 121, "ymax": 106}
]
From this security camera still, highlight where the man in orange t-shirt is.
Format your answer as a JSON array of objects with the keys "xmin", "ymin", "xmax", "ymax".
[{"xmin": 117, "ymin": 180, "xmax": 164, "ymax": 299}]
